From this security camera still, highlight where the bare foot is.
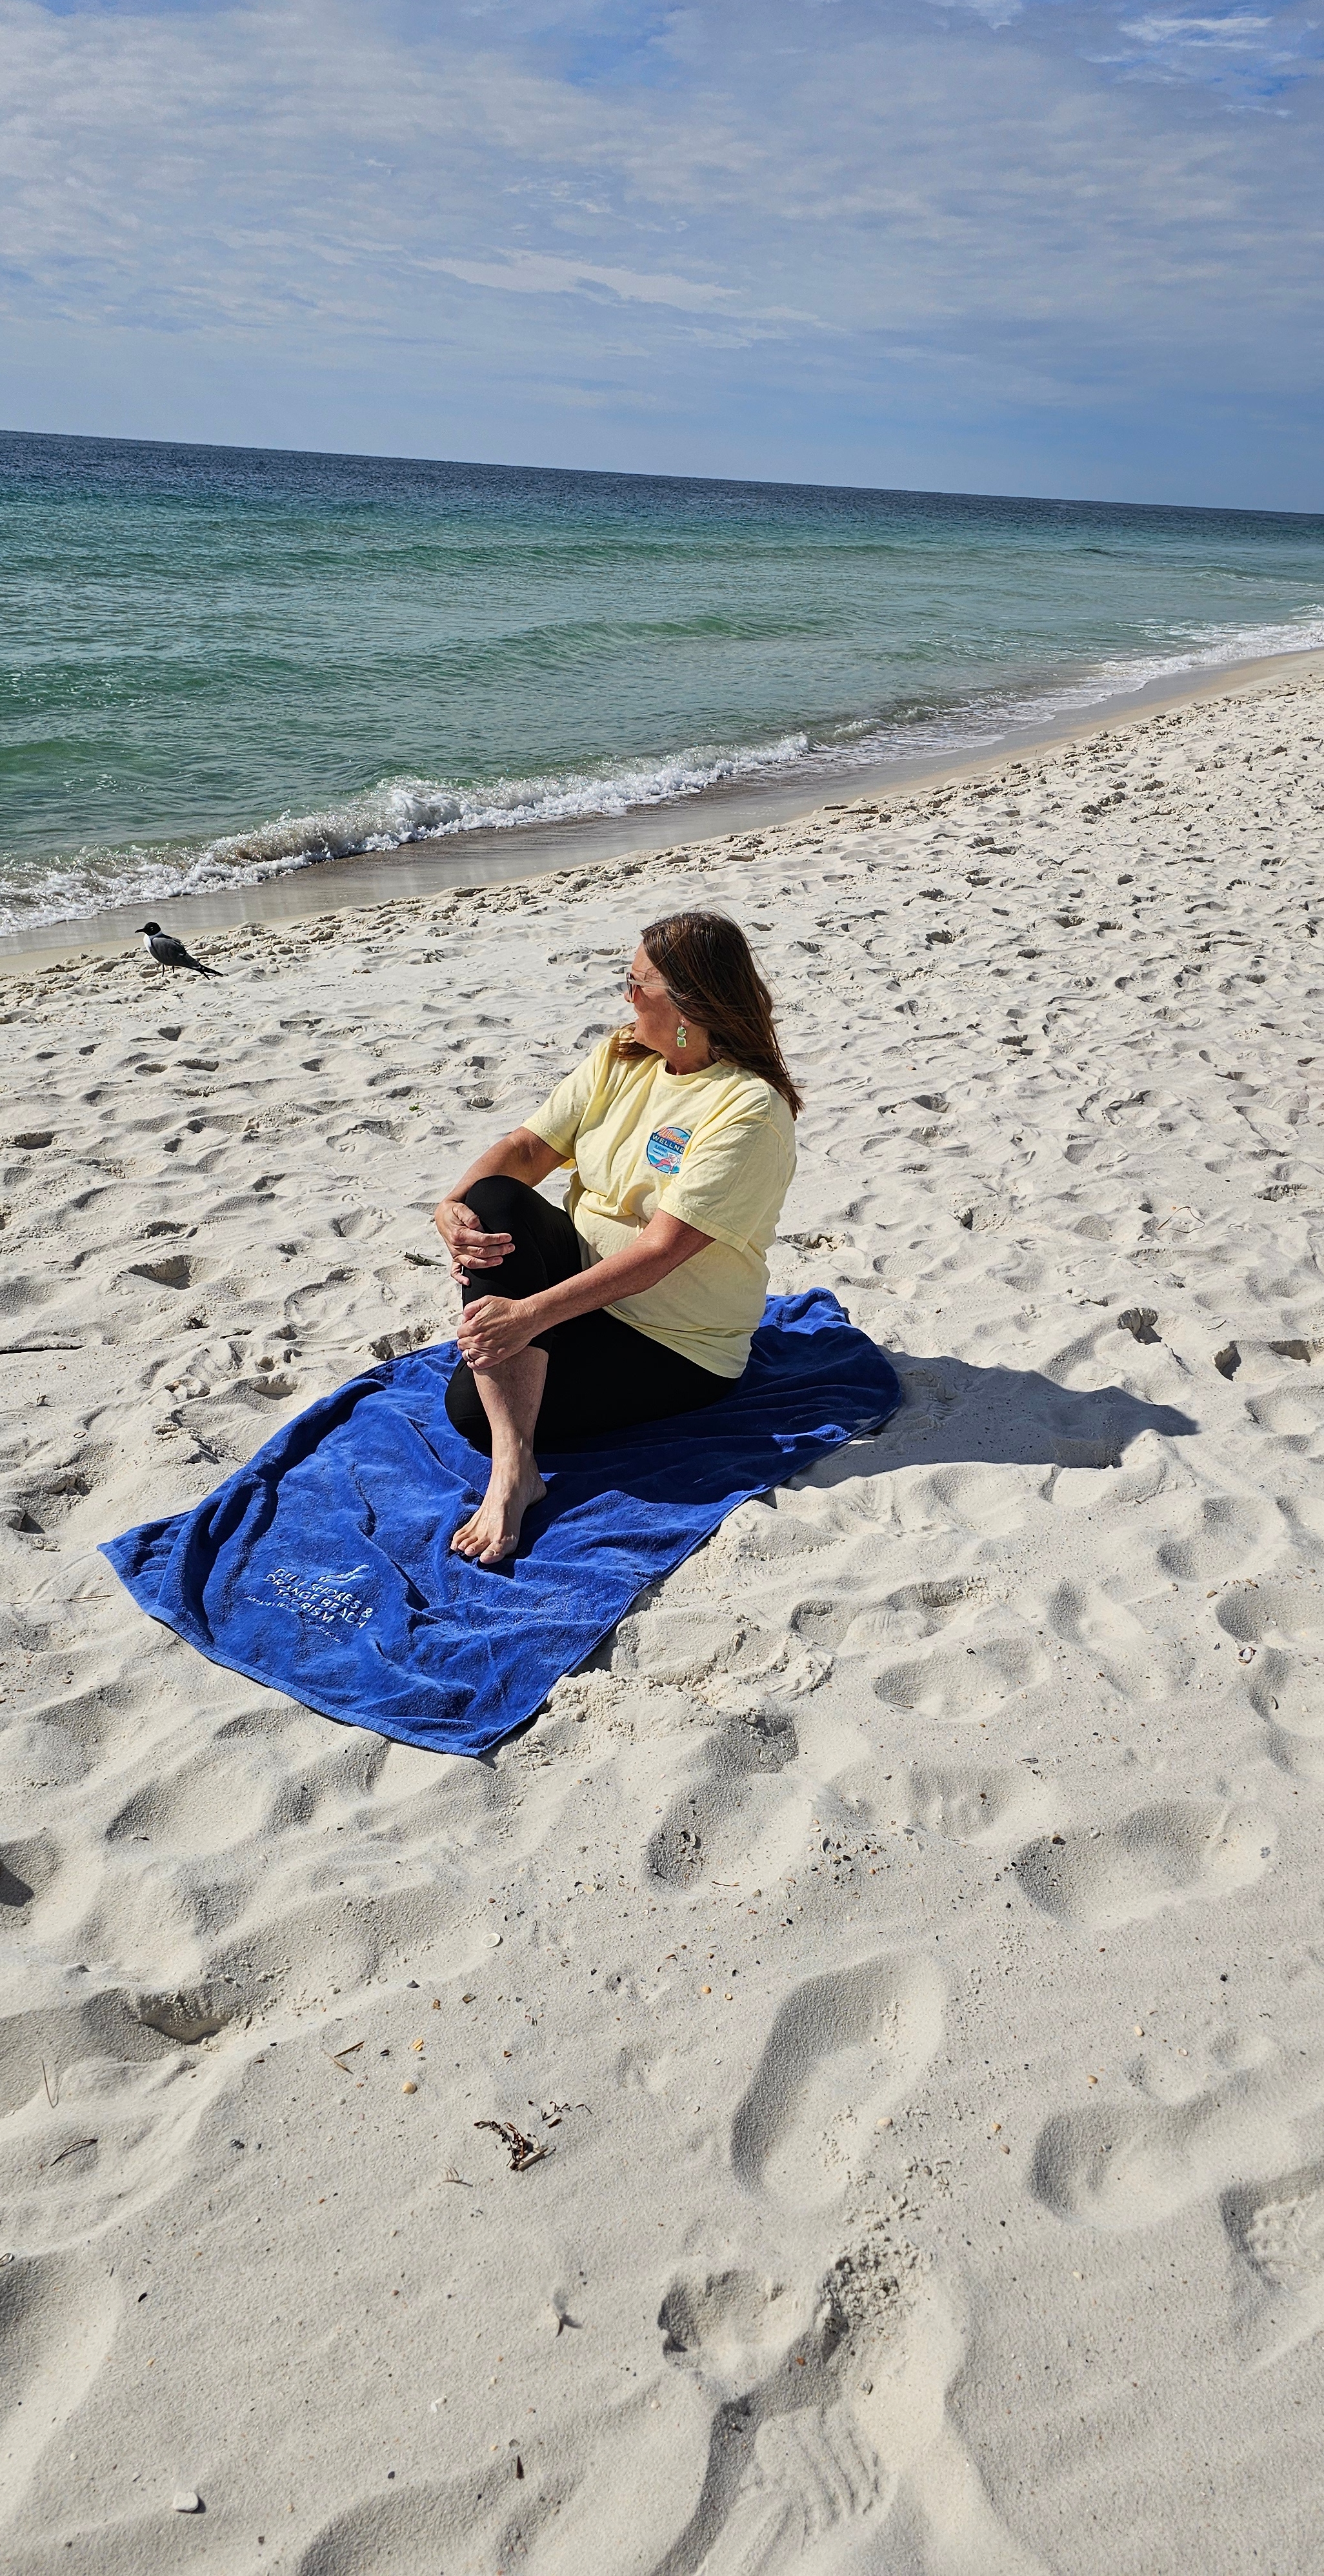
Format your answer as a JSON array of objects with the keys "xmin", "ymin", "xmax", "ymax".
[{"xmin": 450, "ymin": 1455, "xmax": 547, "ymax": 1564}]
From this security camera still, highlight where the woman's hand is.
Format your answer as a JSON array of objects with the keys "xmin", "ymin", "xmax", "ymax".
[
  {"xmin": 456, "ymin": 1295, "xmax": 539, "ymax": 1372},
  {"xmin": 434, "ymin": 1197, "xmax": 514, "ymax": 1283}
]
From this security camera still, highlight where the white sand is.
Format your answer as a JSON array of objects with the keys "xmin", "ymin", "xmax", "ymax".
[{"xmin": 5, "ymin": 659, "xmax": 1324, "ymax": 2572}]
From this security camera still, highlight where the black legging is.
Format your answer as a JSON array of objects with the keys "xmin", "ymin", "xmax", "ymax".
[{"xmin": 443, "ymin": 1174, "xmax": 730, "ymax": 1455}]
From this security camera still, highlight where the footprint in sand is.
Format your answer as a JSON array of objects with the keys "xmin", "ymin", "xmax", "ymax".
[
  {"xmin": 658, "ymin": 2267, "xmax": 817, "ymax": 2394},
  {"xmin": 0, "ymin": 1984, "xmax": 243, "ymax": 2263},
  {"xmin": 647, "ymin": 1711, "xmax": 800, "ymax": 1889},
  {"xmin": 1012, "ymin": 1799, "xmax": 1272, "ymax": 1930},
  {"xmin": 889, "ymin": 1461, "xmax": 1030, "ymax": 1538},
  {"xmin": 694, "ymin": 2408, "xmax": 888, "ymax": 2575},
  {"xmin": 655, "ymin": 2262, "xmax": 1043, "ymax": 2576},
  {"xmin": 294, "ymin": 2468, "xmax": 537, "ymax": 2576},
  {"xmin": 1245, "ymin": 1383, "xmax": 1324, "ymax": 1452},
  {"xmin": 1214, "ymin": 1577, "xmax": 1324, "ymax": 1741},
  {"xmin": 122, "ymin": 1252, "xmax": 210, "ymax": 1293},
  {"xmin": 1032, "ymin": 2050, "xmax": 1324, "ymax": 2232},
  {"xmin": 612, "ymin": 1605, "xmax": 775, "ymax": 1691},
  {"xmin": 0, "ymin": 1990, "xmax": 180, "ymax": 2122},
  {"xmin": 0, "ymin": 1833, "xmax": 60, "ymax": 1912},
  {"xmin": 105, "ymin": 1746, "xmax": 276, "ymax": 1854},
  {"xmin": 776, "ymin": 1592, "xmax": 869, "ymax": 1657},
  {"xmin": 730, "ymin": 1952, "xmax": 945, "ymax": 2209},
  {"xmin": 832, "ymin": 1575, "xmax": 987, "ymax": 1659},
  {"xmin": 653, "ymin": 2263, "xmax": 890, "ymax": 2575},
  {"xmin": 1225, "ymin": 2159, "xmax": 1324, "ymax": 2360},
  {"xmin": 906, "ymin": 1763, "xmax": 1053, "ymax": 1846},
  {"xmin": 0, "ymin": 2252, "xmax": 119, "ymax": 2534},
  {"xmin": 1156, "ymin": 1493, "xmax": 1279, "ymax": 1584},
  {"xmin": 1044, "ymin": 1576, "xmax": 1189, "ymax": 1702},
  {"xmin": 873, "ymin": 1631, "xmax": 1047, "ymax": 1726}
]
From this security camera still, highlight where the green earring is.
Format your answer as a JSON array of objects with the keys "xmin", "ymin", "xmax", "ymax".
[{"xmin": 676, "ymin": 1024, "xmax": 687, "ymax": 1048}]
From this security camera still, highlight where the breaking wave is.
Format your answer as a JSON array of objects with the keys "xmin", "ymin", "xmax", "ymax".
[
  {"xmin": 0, "ymin": 733, "xmax": 812, "ymax": 937},
  {"xmin": 3, "ymin": 607, "xmax": 1324, "ymax": 939}
]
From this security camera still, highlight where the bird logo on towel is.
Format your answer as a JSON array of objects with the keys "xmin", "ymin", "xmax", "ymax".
[{"xmin": 645, "ymin": 1124, "xmax": 690, "ymax": 1175}]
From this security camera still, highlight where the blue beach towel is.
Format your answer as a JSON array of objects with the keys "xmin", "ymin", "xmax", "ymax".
[{"xmin": 101, "ymin": 1289, "xmax": 901, "ymax": 1759}]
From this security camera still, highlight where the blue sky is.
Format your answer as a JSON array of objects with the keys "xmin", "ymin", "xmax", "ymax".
[{"xmin": 1, "ymin": 0, "xmax": 1321, "ymax": 506}]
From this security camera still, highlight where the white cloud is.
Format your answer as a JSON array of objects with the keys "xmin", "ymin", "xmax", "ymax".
[
  {"xmin": 936, "ymin": 0, "xmax": 1026, "ymax": 27},
  {"xmin": 0, "ymin": 0, "xmax": 1320, "ymax": 497},
  {"xmin": 1123, "ymin": 14, "xmax": 1276, "ymax": 35},
  {"xmin": 1096, "ymin": 0, "xmax": 1319, "ymax": 90},
  {"xmin": 430, "ymin": 252, "xmax": 736, "ymax": 311}
]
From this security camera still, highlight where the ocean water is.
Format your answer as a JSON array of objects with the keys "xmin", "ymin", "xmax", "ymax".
[{"xmin": 4, "ymin": 430, "xmax": 1324, "ymax": 936}]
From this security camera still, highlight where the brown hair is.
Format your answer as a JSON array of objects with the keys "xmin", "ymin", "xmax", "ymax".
[{"xmin": 612, "ymin": 910, "xmax": 803, "ymax": 1117}]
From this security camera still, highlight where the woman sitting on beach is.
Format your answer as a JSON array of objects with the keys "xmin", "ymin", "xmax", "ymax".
[{"xmin": 434, "ymin": 910, "xmax": 802, "ymax": 1564}]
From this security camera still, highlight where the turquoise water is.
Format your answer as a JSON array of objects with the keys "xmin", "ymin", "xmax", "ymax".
[{"xmin": 4, "ymin": 430, "xmax": 1324, "ymax": 935}]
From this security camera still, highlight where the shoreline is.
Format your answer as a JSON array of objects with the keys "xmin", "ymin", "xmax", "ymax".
[{"xmin": 3, "ymin": 639, "xmax": 1323, "ymax": 975}]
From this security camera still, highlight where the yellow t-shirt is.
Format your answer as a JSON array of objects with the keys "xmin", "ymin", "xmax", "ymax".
[{"xmin": 525, "ymin": 1038, "xmax": 796, "ymax": 1379}]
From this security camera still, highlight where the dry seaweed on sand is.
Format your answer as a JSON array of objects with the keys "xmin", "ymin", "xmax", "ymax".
[{"xmin": 476, "ymin": 2118, "xmax": 553, "ymax": 2173}]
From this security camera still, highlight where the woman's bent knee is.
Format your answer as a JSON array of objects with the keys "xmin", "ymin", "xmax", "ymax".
[{"xmin": 466, "ymin": 1173, "xmax": 536, "ymax": 1226}]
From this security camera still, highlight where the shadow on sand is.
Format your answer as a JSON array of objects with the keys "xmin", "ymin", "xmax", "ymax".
[{"xmin": 799, "ymin": 1346, "xmax": 1198, "ymax": 1484}]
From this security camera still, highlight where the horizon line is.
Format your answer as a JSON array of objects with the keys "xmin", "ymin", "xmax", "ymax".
[{"xmin": 3, "ymin": 422, "xmax": 1321, "ymax": 528}]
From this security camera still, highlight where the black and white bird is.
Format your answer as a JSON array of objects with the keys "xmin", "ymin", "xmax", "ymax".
[{"xmin": 137, "ymin": 921, "xmax": 222, "ymax": 979}]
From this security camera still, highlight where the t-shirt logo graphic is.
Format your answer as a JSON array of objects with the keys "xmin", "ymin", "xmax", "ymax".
[{"xmin": 645, "ymin": 1124, "xmax": 690, "ymax": 1175}]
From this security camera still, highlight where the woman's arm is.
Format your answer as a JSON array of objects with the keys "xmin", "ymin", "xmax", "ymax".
[
  {"xmin": 434, "ymin": 1126, "xmax": 565, "ymax": 1275},
  {"xmin": 456, "ymin": 1207, "xmax": 711, "ymax": 1370}
]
